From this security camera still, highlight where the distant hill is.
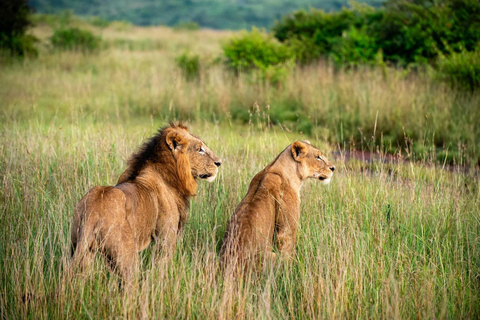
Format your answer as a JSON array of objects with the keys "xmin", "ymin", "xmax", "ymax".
[{"xmin": 29, "ymin": 0, "xmax": 384, "ymax": 30}]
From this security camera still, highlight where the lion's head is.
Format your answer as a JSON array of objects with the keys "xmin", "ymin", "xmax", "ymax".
[
  {"xmin": 164, "ymin": 125, "xmax": 222, "ymax": 184},
  {"xmin": 118, "ymin": 123, "xmax": 221, "ymax": 196},
  {"xmin": 290, "ymin": 140, "xmax": 335, "ymax": 184}
]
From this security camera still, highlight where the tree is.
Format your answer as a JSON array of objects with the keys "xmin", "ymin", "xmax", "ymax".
[{"xmin": 0, "ymin": 0, "xmax": 37, "ymax": 56}]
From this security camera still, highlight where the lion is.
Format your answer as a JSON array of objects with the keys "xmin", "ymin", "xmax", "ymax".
[
  {"xmin": 71, "ymin": 123, "xmax": 221, "ymax": 283},
  {"xmin": 220, "ymin": 140, "xmax": 334, "ymax": 268}
]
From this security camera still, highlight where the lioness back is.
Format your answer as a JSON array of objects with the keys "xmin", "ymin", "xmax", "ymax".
[{"xmin": 221, "ymin": 141, "xmax": 335, "ymax": 268}]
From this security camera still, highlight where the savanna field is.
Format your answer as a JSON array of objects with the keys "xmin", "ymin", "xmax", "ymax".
[{"xmin": 1, "ymin": 18, "xmax": 480, "ymax": 319}]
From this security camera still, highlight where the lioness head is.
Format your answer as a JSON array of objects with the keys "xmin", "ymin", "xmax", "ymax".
[
  {"xmin": 291, "ymin": 140, "xmax": 335, "ymax": 184},
  {"xmin": 165, "ymin": 125, "xmax": 221, "ymax": 183}
]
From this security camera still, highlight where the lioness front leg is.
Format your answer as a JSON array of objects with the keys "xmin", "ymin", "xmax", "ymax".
[
  {"xmin": 275, "ymin": 203, "xmax": 299, "ymax": 259},
  {"xmin": 275, "ymin": 228, "xmax": 296, "ymax": 259}
]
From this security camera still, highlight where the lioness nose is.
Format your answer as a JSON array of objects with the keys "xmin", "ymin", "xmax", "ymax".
[
  {"xmin": 329, "ymin": 166, "xmax": 335, "ymax": 172},
  {"xmin": 215, "ymin": 161, "xmax": 222, "ymax": 167}
]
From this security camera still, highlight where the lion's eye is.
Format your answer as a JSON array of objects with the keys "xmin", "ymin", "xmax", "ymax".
[
  {"xmin": 317, "ymin": 155, "xmax": 322, "ymax": 161},
  {"xmin": 199, "ymin": 147, "xmax": 205, "ymax": 154}
]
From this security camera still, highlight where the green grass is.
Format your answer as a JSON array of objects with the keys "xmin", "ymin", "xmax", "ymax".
[
  {"xmin": 1, "ymin": 119, "xmax": 479, "ymax": 318},
  {"xmin": 0, "ymin": 21, "xmax": 479, "ymax": 319}
]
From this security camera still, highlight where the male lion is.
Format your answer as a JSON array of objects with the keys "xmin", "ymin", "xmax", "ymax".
[
  {"xmin": 71, "ymin": 123, "xmax": 221, "ymax": 283},
  {"xmin": 220, "ymin": 140, "xmax": 334, "ymax": 267}
]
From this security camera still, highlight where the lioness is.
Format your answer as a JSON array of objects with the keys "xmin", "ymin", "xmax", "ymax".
[
  {"xmin": 71, "ymin": 123, "xmax": 221, "ymax": 282},
  {"xmin": 220, "ymin": 140, "xmax": 334, "ymax": 267}
]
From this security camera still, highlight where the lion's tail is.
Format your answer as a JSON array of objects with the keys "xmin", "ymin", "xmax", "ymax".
[
  {"xmin": 70, "ymin": 188, "xmax": 105, "ymax": 271},
  {"xmin": 72, "ymin": 220, "xmax": 97, "ymax": 270}
]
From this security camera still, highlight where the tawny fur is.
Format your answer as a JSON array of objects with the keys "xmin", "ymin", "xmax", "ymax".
[
  {"xmin": 220, "ymin": 141, "xmax": 334, "ymax": 267},
  {"xmin": 71, "ymin": 123, "xmax": 221, "ymax": 283}
]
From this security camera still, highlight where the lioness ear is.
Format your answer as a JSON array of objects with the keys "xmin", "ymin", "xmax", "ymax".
[
  {"xmin": 166, "ymin": 132, "xmax": 188, "ymax": 152},
  {"xmin": 303, "ymin": 140, "xmax": 311, "ymax": 144},
  {"xmin": 291, "ymin": 141, "xmax": 307, "ymax": 161}
]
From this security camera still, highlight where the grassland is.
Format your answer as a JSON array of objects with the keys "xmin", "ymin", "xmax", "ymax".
[{"xmin": 0, "ymin": 21, "xmax": 479, "ymax": 319}]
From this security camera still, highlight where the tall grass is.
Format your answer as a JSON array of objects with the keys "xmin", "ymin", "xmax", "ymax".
[
  {"xmin": 2, "ymin": 25, "xmax": 479, "ymax": 163},
  {"xmin": 0, "ymin": 22, "xmax": 479, "ymax": 319},
  {"xmin": 0, "ymin": 119, "xmax": 478, "ymax": 318}
]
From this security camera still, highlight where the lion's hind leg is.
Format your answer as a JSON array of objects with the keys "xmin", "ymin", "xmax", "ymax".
[{"xmin": 101, "ymin": 222, "xmax": 139, "ymax": 288}]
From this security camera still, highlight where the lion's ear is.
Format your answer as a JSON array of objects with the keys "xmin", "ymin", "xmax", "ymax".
[
  {"xmin": 291, "ymin": 141, "xmax": 307, "ymax": 162},
  {"xmin": 166, "ymin": 132, "xmax": 188, "ymax": 152}
]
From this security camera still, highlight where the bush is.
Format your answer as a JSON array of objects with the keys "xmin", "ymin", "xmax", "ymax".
[
  {"xmin": 175, "ymin": 51, "xmax": 201, "ymax": 80},
  {"xmin": 329, "ymin": 26, "xmax": 379, "ymax": 66},
  {"xmin": 436, "ymin": 47, "xmax": 480, "ymax": 91},
  {"xmin": 272, "ymin": 6, "xmax": 374, "ymax": 64},
  {"xmin": 223, "ymin": 28, "xmax": 294, "ymax": 83},
  {"xmin": 0, "ymin": 0, "xmax": 37, "ymax": 57},
  {"xmin": 272, "ymin": 0, "xmax": 480, "ymax": 67},
  {"xmin": 0, "ymin": 33, "xmax": 37, "ymax": 57},
  {"xmin": 51, "ymin": 28, "xmax": 101, "ymax": 52}
]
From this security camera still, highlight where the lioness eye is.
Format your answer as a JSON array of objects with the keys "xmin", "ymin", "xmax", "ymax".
[
  {"xmin": 317, "ymin": 155, "xmax": 322, "ymax": 161},
  {"xmin": 199, "ymin": 147, "xmax": 205, "ymax": 154}
]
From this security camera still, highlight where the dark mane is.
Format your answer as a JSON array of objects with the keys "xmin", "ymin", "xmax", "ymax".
[{"xmin": 119, "ymin": 122, "xmax": 188, "ymax": 182}]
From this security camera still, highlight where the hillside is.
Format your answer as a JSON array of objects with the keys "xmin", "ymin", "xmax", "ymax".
[{"xmin": 29, "ymin": 0, "xmax": 384, "ymax": 29}]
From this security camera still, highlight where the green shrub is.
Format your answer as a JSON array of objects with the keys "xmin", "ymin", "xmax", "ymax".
[
  {"xmin": 223, "ymin": 28, "xmax": 294, "ymax": 83},
  {"xmin": 272, "ymin": 6, "xmax": 374, "ymax": 64},
  {"xmin": 329, "ymin": 26, "xmax": 379, "ymax": 66},
  {"xmin": 0, "ymin": 33, "xmax": 37, "ymax": 57},
  {"xmin": 175, "ymin": 51, "xmax": 201, "ymax": 80},
  {"xmin": 51, "ymin": 28, "xmax": 101, "ymax": 52},
  {"xmin": 0, "ymin": 0, "xmax": 37, "ymax": 57},
  {"xmin": 436, "ymin": 47, "xmax": 480, "ymax": 91},
  {"xmin": 273, "ymin": 0, "xmax": 480, "ymax": 67}
]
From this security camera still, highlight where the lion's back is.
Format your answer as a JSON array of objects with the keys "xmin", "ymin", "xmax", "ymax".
[{"xmin": 71, "ymin": 186, "xmax": 127, "ymax": 250}]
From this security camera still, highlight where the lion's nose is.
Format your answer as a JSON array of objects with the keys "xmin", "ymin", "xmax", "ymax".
[
  {"xmin": 329, "ymin": 166, "xmax": 335, "ymax": 172},
  {"xmin": 215, "ymin": 161, "xmax": 222, "ymax": 167}
]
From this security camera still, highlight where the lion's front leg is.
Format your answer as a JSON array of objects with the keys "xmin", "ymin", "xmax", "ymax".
[
  {"xmin": 155, "ymin": 215, "xmax": 180, "ymax": 257},
  {"xmin": 275, "ymin": 227, "xmax": 296, "ymax": 258},
  {"xmin": 275, "ymin": 205, "xmax": 300, "ymax": 259}
]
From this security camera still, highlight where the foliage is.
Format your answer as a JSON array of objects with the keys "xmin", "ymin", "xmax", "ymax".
[
  {"xmin": 0, "ymin": 0, "xmax": 37, "ymax": 57},
  {"xmin": 51, "ymin": 27, "xmax": 101, "ymax": 52},
  {"xmin": 273, "ymin": 0, "xmax": 480, "ymax": 67},
  {"xmin": 272, "ymin": 5, "xmax": 378, "ymax": 64},
  {"xmin": 329, "ymin": 26, "xmax": 379, "ymax": 66},
  {"xmin": 0, "ymin": 33, "xmax": 38, "ymax": 57},
  {"xmin": 175, "ymin": 51, "xmax": 201, "ymax": 80},
  {"xmin": 436, "ymin": 47, "xmax": 480, "ymax": 91},
  {"xmin": 223, "ymin": 29, "xmax": 294, "ymax": 84},
  {"xmin": 29, "ymin": 0, "xmax": 383, "ymax": 30}
]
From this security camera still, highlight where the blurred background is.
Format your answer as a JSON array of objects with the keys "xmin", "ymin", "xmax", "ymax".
[{"xmin": 29, "ymin": 0, "xmax": 384, "ymax": 29}]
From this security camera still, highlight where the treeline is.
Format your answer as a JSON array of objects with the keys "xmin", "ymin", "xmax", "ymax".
[
  {"xmin": 272, "ymin": 0, "xmax": 480, "ymax": 66},
  {"xmin": 222, "ymin": 0, "xmax": 480, "ymax": 90},
  {"xmin": 29, "ymin": 0, "xmax": 383, "ymax": 29}
]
